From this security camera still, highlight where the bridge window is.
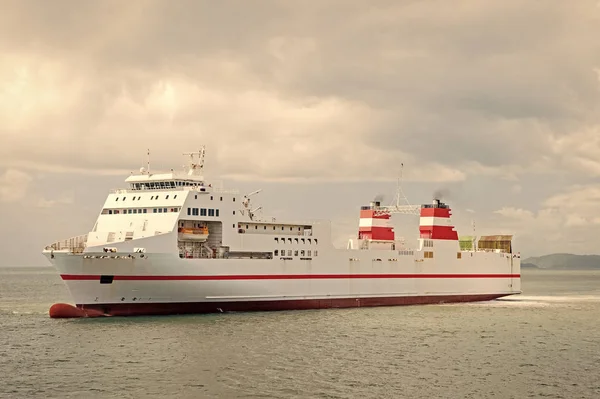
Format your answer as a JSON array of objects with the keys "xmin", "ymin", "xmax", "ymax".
[
  {"xmin": 208, "ymin": 209, "xmax": 215, "ymax": 217},
  {"xmin": 201, "ymin": 208, "xmax": 207, "ymax": 216},
  {"xmin": 216, "ymin": 209, "xmax": 220, "ymax": 217}
]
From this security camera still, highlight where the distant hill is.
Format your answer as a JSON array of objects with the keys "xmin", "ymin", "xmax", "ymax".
[{"xmin": 522, "ymin": 253, "xmax": 600, "ymax": 270}]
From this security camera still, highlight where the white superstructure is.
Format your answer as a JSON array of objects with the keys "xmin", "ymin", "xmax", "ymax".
[{"xmin": 43, "ymin": 147, "xmax": 521, "ymax": 318}]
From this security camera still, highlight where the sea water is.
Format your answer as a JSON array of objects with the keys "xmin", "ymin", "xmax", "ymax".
[{"xmin": 1, "ymin": 267, "xmax": 599, "ymax": 399}]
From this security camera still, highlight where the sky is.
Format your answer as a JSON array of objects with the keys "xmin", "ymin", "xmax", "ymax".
[{"xmin": 1, "ymin": 0, "xmax": 600, "ymax": 266}]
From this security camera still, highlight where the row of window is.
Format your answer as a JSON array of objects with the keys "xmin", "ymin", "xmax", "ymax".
[
  {"xmin": 194, "ymin": 194, "xmax": 232, "ymax": 202},
  {"xmin": 116, "ymin": 195, "xmax": 178, "ymax": 201},
  {"xmin": 116, "ymin": 193, "xmax": 234, "ymax": 202},
  {"xmin": 187, "ymin": 208, "xmax": 220, "ymax": 217},
  {"xmin": 241, "ymin": 224, "xmax": 306, "ymax": 232},
  {"xmin": 102, "ymin": 208, "xmax": 181, "ymax": 215},
  {"xmin": 275, "ymin": 237, "xmax": 318, "ymax": 245},
  {"xmin": 132, "ymin": 181, "xmax": 193, "ymax": 190},
  {"xmin": 275, "ymin": 249, "xmax": 318, "ymax": 257}
]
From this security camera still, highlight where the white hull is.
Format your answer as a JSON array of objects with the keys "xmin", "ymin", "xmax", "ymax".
[{"xmin": 46, "ymin": 243, "xmax": 520, "ymax": 313}]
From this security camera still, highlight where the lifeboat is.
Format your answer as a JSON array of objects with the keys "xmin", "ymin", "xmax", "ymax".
[{"xmin": 178, "ymin": 226, "xmax": 209, "ymax": 242}]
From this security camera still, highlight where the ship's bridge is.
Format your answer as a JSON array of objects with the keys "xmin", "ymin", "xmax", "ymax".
[{"xmin": 125, "ymin": 172, "xmax": 207, "ymax": 191}]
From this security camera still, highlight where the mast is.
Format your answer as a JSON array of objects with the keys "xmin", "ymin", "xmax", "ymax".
[{"xmin": 183, "ymin": 146, "xmax": 206, "ymax": 176}]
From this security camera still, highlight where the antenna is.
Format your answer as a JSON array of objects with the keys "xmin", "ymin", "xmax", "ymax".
[
  {"xmin": 183, "ymin": 146, "xmax": 206, "ymax": 176},
  {"xmin": 394, "ymin": 163, "xmax": 411, "ymax": 207},
  {"xmin": 147, "ymin": 149, "xmax": 150, "ymax": 174},
  {"xmin": 472, "ymin": 219, "xmax": 477, "ymax": 251}
]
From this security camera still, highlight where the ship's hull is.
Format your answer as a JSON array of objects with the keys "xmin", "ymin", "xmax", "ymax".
[
  {"xmin": 63, "ymin": 293, "xmax": 509, "ymax": 317},
  {"xmin": 46, "ymin": 250, "xmax": 521, "ymax": 317}
]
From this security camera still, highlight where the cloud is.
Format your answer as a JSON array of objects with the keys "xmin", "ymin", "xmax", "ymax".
[
  {"xmin": 0, "ymin": 0, "xmax": 599, "ymax": 184},
  {"xmin": 1, "ymin": 1, "xmax": 600, "ymax": 264},
  {"xmin": 0, "ymin": 169, "xmax": 32, "ymax": 202},
  {"xmin": 492, "ymin": 184, "xmax": 600, "ymax": 254},
  {"xmin": 36, "ymin": 194, "xmax": 74, "ymax": 209}
]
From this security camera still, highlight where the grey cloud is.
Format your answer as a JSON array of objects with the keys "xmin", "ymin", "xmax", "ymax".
[{"xmin": 2, "ymin": 0, "xmax": 600, "ymax": 264}]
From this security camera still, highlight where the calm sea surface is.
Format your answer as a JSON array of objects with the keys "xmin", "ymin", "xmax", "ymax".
[{"xmin": 1, "ymin": 268, "xmax": 599, "ymax": 399}]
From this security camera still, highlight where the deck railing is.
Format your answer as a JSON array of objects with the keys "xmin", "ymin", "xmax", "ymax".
[{"xmin": 46, "ymin": 234, "xmax": 88, "ymax": 253}]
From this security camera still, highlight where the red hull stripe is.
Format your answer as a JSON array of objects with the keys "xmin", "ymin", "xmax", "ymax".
[
  {"xmin": 61, "ymin": 273, "xmax": 520, "ymax": 281},
  {"xmin": 420, "ymin": 208, "xmax": 451, "ymax": 218},
  {"xmin": 51, "ymin": 293, "xmax": 515, "ymax": 317}
]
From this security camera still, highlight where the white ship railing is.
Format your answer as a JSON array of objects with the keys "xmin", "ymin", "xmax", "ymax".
[
  {"xmin": 45, "ymin": 234, "xmax": 88, "ymax": 253},
  {"xmin": 110, "ymin": 186, "xmax": 239, "ymax": 194}
]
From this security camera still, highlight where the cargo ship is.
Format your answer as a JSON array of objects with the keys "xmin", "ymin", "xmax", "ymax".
[{"xmin": 43, "ymin": 147, "xmax": 521, "ymax": 318}]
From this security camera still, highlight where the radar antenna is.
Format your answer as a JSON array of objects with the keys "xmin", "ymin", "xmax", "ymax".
[{"xmin": 183, "ymin": 146, "xmax": 206, "ymax": 176}]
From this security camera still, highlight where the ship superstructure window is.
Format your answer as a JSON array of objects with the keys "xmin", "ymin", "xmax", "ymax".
[
  {"xmin": 208, "ymin": 209, "xmax": 215, "ymax": 217},
  {"xmin": 274, "ymin": 250, "xmax": 279, "ymax": 256},
  {"xmin": 201, "ymin": 208, "xmax": 207, "ymax": 216}
]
